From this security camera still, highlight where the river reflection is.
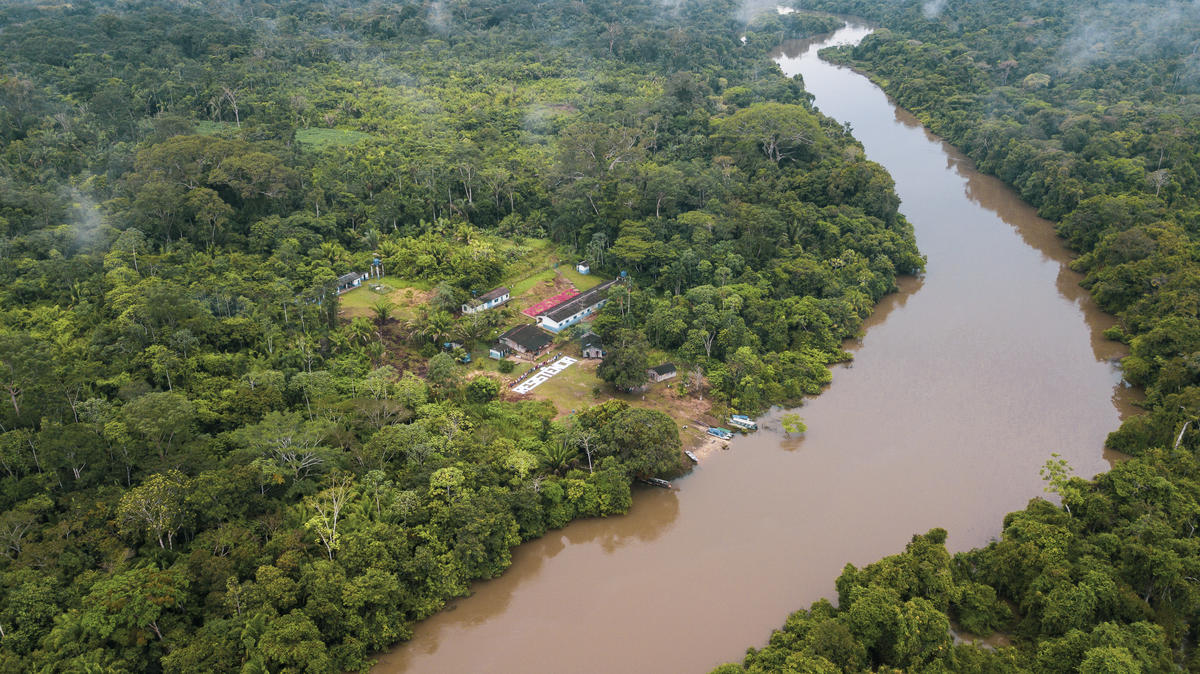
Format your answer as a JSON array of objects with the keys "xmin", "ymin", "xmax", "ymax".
[
  {"xmin": 376, "ymin": 23, "xmax": 1133, "ymax": 673},
  {"xmin": 379, "ymin": 488, "xmax": 680, "ymax": 666}
]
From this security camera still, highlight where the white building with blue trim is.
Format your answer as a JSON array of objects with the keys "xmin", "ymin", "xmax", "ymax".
[
  {"xmin": 462, "ymin": 286, "xmax": 510, "ymax": 314},
  {"xmin": 335, "ymin": 272, "xmax": 369, "ymax": 294},
  {"xmin": 535, "ymin": 279, "xmax": 618, "ymax": 333}
]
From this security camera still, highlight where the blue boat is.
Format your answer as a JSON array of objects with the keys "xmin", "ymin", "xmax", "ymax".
[{"xmin": 707, "ymin": 427, "xmax": 734, "ymax": 440}]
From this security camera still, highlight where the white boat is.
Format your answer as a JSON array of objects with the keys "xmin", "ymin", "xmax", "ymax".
[{"xmin": 728, "ymin": 414, "xmax": 758, "ymax": 431}]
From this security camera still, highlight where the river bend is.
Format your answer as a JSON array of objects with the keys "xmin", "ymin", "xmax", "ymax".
[{"xmin": 375, "ymin": 23, "xmax": 1135, "ymax": 673}]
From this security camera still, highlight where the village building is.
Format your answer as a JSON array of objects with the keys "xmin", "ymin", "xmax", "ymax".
[
  {"xmin": 497, "ymin": 324, "xmax": 553, "ymax": 356},
  {"xmin": 536, "ymin": 279, "xmax": 619, "ymax": 333},
  {"xmin": 647, "ymin": 363, "xmax": 677, "ymax": 383},
  {"xmin": 580, "ymin": 331, "xmax": 605, "ymax": 359},
  {"xmin": 462, "ymin": 286, "xmax": 510, "ymax": 314},
  {"xmin": 336, "ymin": 272, "xmax": 368, "ymax": 294},
  {"xmin": 576, "ymin": 262, "xmax": 591, "ymax": 275}
]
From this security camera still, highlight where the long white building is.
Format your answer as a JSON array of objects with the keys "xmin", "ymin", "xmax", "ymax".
[{"xmin": 536, "ymin": 279, "xmax": 618, "ymax": 333}]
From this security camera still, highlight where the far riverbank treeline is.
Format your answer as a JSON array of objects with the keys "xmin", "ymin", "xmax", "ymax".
[
  {"xmin": 0, "ymin": 0, "xmax": 921, "ymax": 670},
  {"xmin": 718, "ymin": 0, "xmax": 1200, "ymax": 671}
]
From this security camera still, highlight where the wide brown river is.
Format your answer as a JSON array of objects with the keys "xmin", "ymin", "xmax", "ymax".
[{"xmin": 377, "ymin": 23, "xmax": 1137, "ymax": 673}]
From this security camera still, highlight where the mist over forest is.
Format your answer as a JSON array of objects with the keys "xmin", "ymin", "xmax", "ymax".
[{"xmin": 1, "ymin": 0, "xmax": 1199, "ymax": 671}]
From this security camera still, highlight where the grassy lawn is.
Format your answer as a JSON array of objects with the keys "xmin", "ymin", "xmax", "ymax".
[
  {"xmin": 496, "ymin": 237, "xmax": 560, "ymax": 280},
  {"xmin": 525, "ymin": 358, "xmax": 604, "ymax": 414},
  {"xmin": 339, "ymin": 277, "xmax": 432, "ymax": 319},
  {"xmin": 508, "ymin": 268, "xmax": 557, "ymax": 296},
  {"xmin": 560, "ymin": 266, "xmax": 607, "ymax": 290},
  {"xmin": 295, "ymin": 127, "xmax": 373, "ymax": 151},
  {"xmin": 466, "ymin": 349, "xmax": 532, "ymax": 377}
]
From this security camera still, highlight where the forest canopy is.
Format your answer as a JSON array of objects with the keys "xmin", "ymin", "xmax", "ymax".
[
  {"xmin": 0, "ymin": 0, "xmax": 922, "ymax": 671},
  {"xmin": 717, "ymin": 1, "xmax": 1200, "ymax": 671}
]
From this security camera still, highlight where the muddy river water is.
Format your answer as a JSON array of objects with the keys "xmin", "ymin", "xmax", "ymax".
[{"xmin": 376, "ymin": 23, "xmax": 1138, "ymax": 673}]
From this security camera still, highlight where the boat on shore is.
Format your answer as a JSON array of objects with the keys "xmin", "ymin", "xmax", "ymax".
[
  {"xmin": 707, "ymin": 427, "xmax": 734, "ymax": 440},
  {"xmin": 684, "ymin": 450, "xmax": 699, "ymax": 463},
  {"xmin": 641, "ymin": 477, "xmax": 672, "ymax": 489}
]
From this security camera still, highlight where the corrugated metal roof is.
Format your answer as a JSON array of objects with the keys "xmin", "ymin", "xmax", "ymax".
[
  {"xmin": 538, "ymin": 279, "xmax": 618, "ymax": 322},
  {"xmin": 476, "ymin": 286, "xmax": 509, "ymax": 302}
]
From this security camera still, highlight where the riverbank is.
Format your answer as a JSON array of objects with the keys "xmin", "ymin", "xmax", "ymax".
[{"xmin": 372, "ymin": 21, "xmax": 1129, "ymax": 673}]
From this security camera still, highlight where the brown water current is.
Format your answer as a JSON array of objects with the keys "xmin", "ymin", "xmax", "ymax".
[{"xmin": 376, "ymin": 23, "xmax": 1139, "ymax": 673}]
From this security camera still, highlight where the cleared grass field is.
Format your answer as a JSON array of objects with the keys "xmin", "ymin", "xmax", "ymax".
[
  {"xmin": 339, "ymin": 277, "xmax": 431, "ymax": 319},
  {"xmin": 193, "ymin": 120, "xmax": 231, "ymax": 135},
  {"xmin": 295, "ymin": 128, "xmax": 373, "ymax": 151},
  {"xmin": 560, "ymin": 266, "xmax": 607, "ymax": 290},
  {"xmin": 508, "ymin": 269, "xmax": 557, "ymax": 297}
]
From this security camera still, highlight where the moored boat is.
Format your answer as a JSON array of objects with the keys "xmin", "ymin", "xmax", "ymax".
[
  {"xmin": 707, "ymin": 427, "xmax": 734, "ymax": 440},
  {"xmin": 728, "ymin": 414, "xmax": 758, "ymax": 431}
]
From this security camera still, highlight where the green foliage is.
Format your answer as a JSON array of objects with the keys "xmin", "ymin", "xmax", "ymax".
[
  {"xmin": 294, "ymin": 128, "xmax": 373, "ymax": 152},
  {"xmin": 597, "ymin": 407, "xmax": 683, "ymax": 478},
  {"xmin": 728, "ymin": 0, "xmax": 1200, "ymax": 670},
  {"xmin": 597, "ymin": 328, "xmax": 651, "ymax": 392},
  {"xmin": 0, "ymin": 0, "xmax": 927, "ymax": 669},
  {"xmin": 780, "ymin": 413, "xmax": 807, "ymax": 435},
  {"xmin": 465, "ymin": 376, "xmax": 500, "ymax": 404}
]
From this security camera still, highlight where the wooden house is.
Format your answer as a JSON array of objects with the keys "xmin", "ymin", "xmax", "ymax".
[
  {"xmin": 647, "ymin": 363, "xmax": 677, "ymax": 383},
  {"xmin": 580, "ymin": 331, "xmax": 605, "ymax": 359},
  {"xmin": 497, "ymin": 324, "xmax": 553, "ymax": 356}
]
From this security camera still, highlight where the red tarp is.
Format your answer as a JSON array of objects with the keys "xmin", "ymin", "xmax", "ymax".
[{"xmin": 523, "ymin": 289, "xmax": 578, "ymax": 317}]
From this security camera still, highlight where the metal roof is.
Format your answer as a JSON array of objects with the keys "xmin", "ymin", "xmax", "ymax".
[
  {"xmin": 538, "ymin": 279, "xmax": 618, "ymax": 323},
  {"xmin": 476, "ymin": 286, "xmax": 510, "ymax": 302},
  {"xmin": 498, "ymin": 323, "xmax": 553, "ymax": 351}
]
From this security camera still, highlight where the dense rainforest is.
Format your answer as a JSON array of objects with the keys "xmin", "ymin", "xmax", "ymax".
[
  {"xmin": 718, "ymin": 0, "xmax": 1200, "ymax": 672},
  {"xmin": 0, "ymin": 0, "xmax": 922, "ymax": 671}
]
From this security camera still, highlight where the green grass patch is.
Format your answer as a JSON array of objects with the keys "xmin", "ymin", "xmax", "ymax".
[
  {"xmin": 338, "ymin": 275, "xmax": 433, "ymax": 319},
  {"xmin": 508, "ymin": 268, "xmax": 557, "ymax": 297},
  {"xmin": 524, "ymin": 360, "xmax": 603, "ymax": 413},
  {"xmin": 338, "ymin": 284, "xmax": 392, "ymax": 312},
  {"xmin": 491, "ymin": 236, "xmax": 562, "ymax": 283},
  {"xmin": 384, "ymin": 277, "xmax": 435, "ymax": 292},
  {"xmin": 469, "ymin": 351, "xmax": 532, "ymax": 377},
  {"xmin": 296, "ymin": 127, "xmax": 373, "ymax": 151},
  {"xmin": 194, "ymin": 120, "xmax": 231, "ymax": 135},
  {"xmin": 560, "ymin": 266, "xmax": 607, "ymax": 290}
]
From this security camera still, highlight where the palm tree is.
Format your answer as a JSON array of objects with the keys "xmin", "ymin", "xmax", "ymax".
[
  {"xmin": 412, "ymin": 310, "xmax": 456, "ymax": 346},
  {"xmin": 360, "ymin": 228, "xmax": 381, "ymax": 251},
  {"xmin": 455, "ymin": 309, "xmax": 498, "ymax": 349},
  {"xmin": 538, "ymin": 443, "xmax": 578, "ymax": 475},
  {"xmin": 347, "ymin": 317, "xmax": 377, "ymax": 348},
  {"xmin": 453, "ymin": 223, "xmax": 474, "ymax": 244},
  {"xmin": 363, "ymin": 340, "xmax": 386, "ymax": 368},
  {"xmin": 371, "ymin": 298, "xmax": 397, "ymax": 328},
  {"xmin": 316, "ymin": 241, "xmax": 348, "ymax": 265}
]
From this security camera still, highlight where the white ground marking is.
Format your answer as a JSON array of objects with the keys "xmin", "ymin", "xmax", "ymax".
[{"xmin": 512, "ymin": 356, "xmax": 578, "ymax": 394}]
